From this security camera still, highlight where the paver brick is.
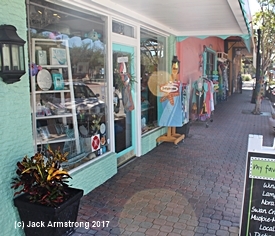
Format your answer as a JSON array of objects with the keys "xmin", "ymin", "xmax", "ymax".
[{"xmin": 73, "ymin": 90, "xmax": 275, "ymax": 235}]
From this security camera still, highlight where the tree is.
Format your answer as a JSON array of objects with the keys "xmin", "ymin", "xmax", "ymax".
[
  {"xmin": 252, "ymin": 0, "xmax": 275, "ymax": 114},
  {"xmin": 254, "ymin": 0, "xmax": 275, "ymax": 78}
]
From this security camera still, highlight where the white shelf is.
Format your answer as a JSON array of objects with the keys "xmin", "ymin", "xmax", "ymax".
[
  {"xmin": 31, "ymin": 38, "xmax": 80, "ymax": 154},
  {"xmin": 37, "ymin": 134, "xmax": 75, "ymax": 145},
  {"xmin": 40, "ymin": 65, "xmax": 68, "ymax": 69},
  {"xmin": 35, "ymin": 89, "xmax": 70, "ymax": 94},
  {"xmin": 36, "ymin": 113, "xmax": 73, "ymax": 119}
]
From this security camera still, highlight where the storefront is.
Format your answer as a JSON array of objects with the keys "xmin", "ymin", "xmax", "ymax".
[
  {"xmin": 1, "ymin": 0, "xmax": 252, "ymax": 235},
  {"xmin": 25, "ymin": 0, "xmax": 172, "ymax": 183}
]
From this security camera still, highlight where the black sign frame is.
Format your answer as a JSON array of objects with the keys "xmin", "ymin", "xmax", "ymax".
[{"xmin": 240, "ymin": 151, "xmax": 275, "ymax": 236}]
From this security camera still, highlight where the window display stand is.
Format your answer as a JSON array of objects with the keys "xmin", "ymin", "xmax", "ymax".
[
  {"xmin": 30, "ymin": 38, "xmax": 80, "ymax": 154},
  {"xmin": 156, "ymin": 127, "xmax": 185, "ymax": 145}
]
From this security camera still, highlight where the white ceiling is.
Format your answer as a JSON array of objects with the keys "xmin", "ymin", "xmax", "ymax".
[{"xmin": 80, "ymin": 0, "xmax": 251, "ymax": 37}]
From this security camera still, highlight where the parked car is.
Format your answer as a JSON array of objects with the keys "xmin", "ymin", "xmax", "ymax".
[{"xmin": 40, "ymin": 82, "xmax": 106, "ymax": 118}]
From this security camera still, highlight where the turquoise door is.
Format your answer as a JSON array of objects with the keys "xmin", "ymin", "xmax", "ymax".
[{"xmin": 112, "ymin": 43, "xmax": 136, "ymax": 159}]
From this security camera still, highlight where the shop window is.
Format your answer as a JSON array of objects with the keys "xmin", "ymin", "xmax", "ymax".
[
  {"xmin": 112, "ymin": 20, "xmax": 135, "ymax": 38},
  {"xmin": 140, "ymin": 28, "xmax": 166, "ymax": 134},
  {"xmin": 204, "ymin": 47, "xmax": 217, "ymax": 79},
  {"xmin": 28, "ymin": 0, "xmax": 109, "ymax": 170}
]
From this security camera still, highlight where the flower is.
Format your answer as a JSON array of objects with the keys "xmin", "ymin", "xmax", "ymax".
[
  {"xmin": 29, "ymin": 63, "xmax": 42, "ymax": 76},
  {"xmin": 90, "ymin": 113, "xmax": 103, "ymax": 134},
  {"xmin": 11, "ymin": 146, "xmax": 71, "ymax": 207}
]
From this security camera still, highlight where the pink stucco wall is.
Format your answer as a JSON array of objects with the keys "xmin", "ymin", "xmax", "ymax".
[{"xmin": 176, "ymin": 37, "xmax": 224, "ymax": 83}]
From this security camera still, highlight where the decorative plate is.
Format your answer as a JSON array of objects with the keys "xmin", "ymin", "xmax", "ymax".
[
  {"xmin": 79, "ymin": 125, "xmax": 88, "ymax": 137},
  {"xmin": 37, "ymin": 69, "xmax": 52, "ymax": 91},
  {"xmin": 100, "ymin": 123, "xmax": 106, "ymax": 134}
]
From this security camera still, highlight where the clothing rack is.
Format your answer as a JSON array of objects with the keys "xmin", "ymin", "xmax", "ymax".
[{"xmin": 192, "ymin": 76, "xmax": 214, "ymax": 128}]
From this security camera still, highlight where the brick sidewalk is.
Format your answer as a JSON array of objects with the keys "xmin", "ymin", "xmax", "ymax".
[{"xmin": 72, "ymin": 89, "xmax": 275, "ymax": 236}]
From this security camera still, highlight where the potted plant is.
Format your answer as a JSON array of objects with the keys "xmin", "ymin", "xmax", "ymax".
[{"xmin": 11, "ymin": 146, "xmax": 83, "ymax": 236}]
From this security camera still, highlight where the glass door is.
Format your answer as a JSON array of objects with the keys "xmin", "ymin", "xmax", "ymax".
[{"xmin": 112, "ymin": 43, "xmax": 136, "ymax": 159}]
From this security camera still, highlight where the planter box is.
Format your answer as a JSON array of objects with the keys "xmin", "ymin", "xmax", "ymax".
[{"xmin": 14, "ymin": 187, "xmax": 83, "ymax": 236}]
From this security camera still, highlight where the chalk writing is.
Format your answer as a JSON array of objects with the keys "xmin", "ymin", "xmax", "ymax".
[{"xmin": 263, "ymin": 182, "xmax": 275, "ymax": 189}]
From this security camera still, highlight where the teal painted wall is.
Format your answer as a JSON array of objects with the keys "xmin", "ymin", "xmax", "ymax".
[
  {"xmin": 141, "ymin": 127, "xmax": 167, "ymax": 155},
  {"xmin": 0, "ymin": 0, "xmax": 33, "ymax": 235},
  {"xmin": 69, "ymin": 153, "xmax": 117, "ymax": 195}
]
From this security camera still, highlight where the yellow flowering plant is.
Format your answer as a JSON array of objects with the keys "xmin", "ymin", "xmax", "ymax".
[{"xmin": 11, "ymin": 146, "xmax": 71, "ymax": 207}]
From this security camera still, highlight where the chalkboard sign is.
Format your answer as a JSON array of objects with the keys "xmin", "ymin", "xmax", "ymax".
[{"xmin": 240, "ymin": 152, "xmax": 275, "ymax": 236}]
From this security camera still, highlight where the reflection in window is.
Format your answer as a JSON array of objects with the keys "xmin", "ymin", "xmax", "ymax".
[
  {"xmin": 204, "ymin": 47, "xmax": 217, "ymax": 80},
  {"xmin": 28, "ymin": 0, "xmax": 108, "ymax": 170},
  {"xmin": 112, "ymin": 20, "xmax": 134, "ymax": 38},
  {"xmin": 140, "ymin": 28, "xmax": 166, "ymax": 134}
]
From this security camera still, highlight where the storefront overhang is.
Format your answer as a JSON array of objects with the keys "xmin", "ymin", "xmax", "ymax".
[{"xmin": 67, "ymin": 0, "xmax": 253, "ymax": 52}]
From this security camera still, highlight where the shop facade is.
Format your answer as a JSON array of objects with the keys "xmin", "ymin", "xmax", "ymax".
[
  {"xmin": 25, "ymin": 0, "xmax": 171, "ymax": 178},
  {"xmin": 1, "ymin": 0, "xmax": 252, "ymax": 235}
]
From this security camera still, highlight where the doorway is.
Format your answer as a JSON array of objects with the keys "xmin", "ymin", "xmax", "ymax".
[{"xmin": 112, "ymin": 43, "xmax": 136, "ymax": 163}]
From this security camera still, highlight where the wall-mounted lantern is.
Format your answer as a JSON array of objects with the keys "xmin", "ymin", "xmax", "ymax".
[{"xmin": 0, "ymin": 25, "xmax": 26, "ymax": 84}]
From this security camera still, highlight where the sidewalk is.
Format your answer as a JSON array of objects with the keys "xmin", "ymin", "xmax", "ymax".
[{"xmin": 72, "ymin": 88, "xmax": 275, "ymax": 236}]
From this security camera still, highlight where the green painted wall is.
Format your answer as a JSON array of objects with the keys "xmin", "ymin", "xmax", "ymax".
[
  {"xmin": 0, "ymin": 1, "xmax": 118, "ymax": 233},
  {"xmin": 141, "ymin": 127, "xmax": 167, "ymax": 155},
  {"xmin": 69, "ymin": 153, "xmax": 117, "ymax": 195},
  {"xmin": 0, "ymin": 0, "xmax": 33, "ymax": 235}
]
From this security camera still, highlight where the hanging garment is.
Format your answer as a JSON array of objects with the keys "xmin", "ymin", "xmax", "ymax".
[
  {"xmin": 192, "ymin": 78, "xmax": 208, "ymax": 115},
  {"xmin": 122, "ymin": 83, "xmax": 134, "ymax": 112},
  {"xmin": 203, "ymin": 79, "xmax": 215, "ymax": 116},
  {"xmin": 119, "ymin": 62, "xmax": 134, "ymax": 112},
  {"xmin": 182, "ymin": 83, "xmax": 190, "ymax": 125},
  {"xmin": 209, "ymin": 80, "xmax": 215, "ymax": 112}
]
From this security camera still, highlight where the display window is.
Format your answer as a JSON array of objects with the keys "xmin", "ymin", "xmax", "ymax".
[
  {"xmin": 204, "ymin": 47, "xmax": 217, "ymax": 80},
  {"xmin": 28, "ymin": 0, "xmax": 109, "ymax": 169},
  {"xmin": 140, "ymin": 28, "xmax": 166, "ymax": 134}
]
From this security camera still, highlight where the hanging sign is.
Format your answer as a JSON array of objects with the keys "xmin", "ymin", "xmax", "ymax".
[
  {"xmin": 240, "ymin": 135, "xmax": 275, "ymax": 236},
  {"xmin": 117, "ymin": 57, "xmax": 128, "ymax": 63}
]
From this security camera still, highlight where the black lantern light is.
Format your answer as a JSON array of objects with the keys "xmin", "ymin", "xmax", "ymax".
[{"xmin": 0, "ymin": 25, "xmax": 26, "ymax": 84}]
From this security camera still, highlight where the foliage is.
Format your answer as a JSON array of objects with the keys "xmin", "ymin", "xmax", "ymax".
[
  {"xmin": 11, "ymin": 146, "xmax": 71, "ymax": 207},
  {"xmin": 113, "ymin": 53, "xmax": 136, "ymax": 90},
  {"xmin": 70, "ymin": 43, "xmax": 104, "ymax": 72},
  {"xmin": 90, "ymin": 113, "xmax": 103, "ymax": 134},
  {"xmin": 253, "ymin": 0, "xmax": 275, "ymax": 75},
  {"xmin": 114, "ymin": 72, "xmax": 136, "ymax": 91},
  {"xmin": 242, "ymin": 74, "xmax": 252, "ymax": 81},
  {"xmin": 140, "ymin": 38, "xmax": 165, "ymax": 74},
  {"xmin": 141, "ymin": 39, "xmax": 162, "ymax": 66}
]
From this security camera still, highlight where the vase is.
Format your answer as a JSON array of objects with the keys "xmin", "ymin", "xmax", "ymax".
[{"xmin": 14, "ymin": 187, "xmax": 83, "ymax": 236}]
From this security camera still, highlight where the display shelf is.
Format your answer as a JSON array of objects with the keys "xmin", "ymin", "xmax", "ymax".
[
  {"xmin": 37, "ymin": 134, "xmax": 75, "ymax": 145},
  {"xmin": 31, "ymin": 38, "xmax": 80, "ymax": 154},
  {"xmin": 36, "ymin": 113, "xmax": 73, "ymax": 119},
  {"xmin": 39, "ymin": 65, "xmax": 68, "ymax": 69},
  {"xmin": 35, "ymin": 89, "xmax": 70, "ymax": 94}
]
